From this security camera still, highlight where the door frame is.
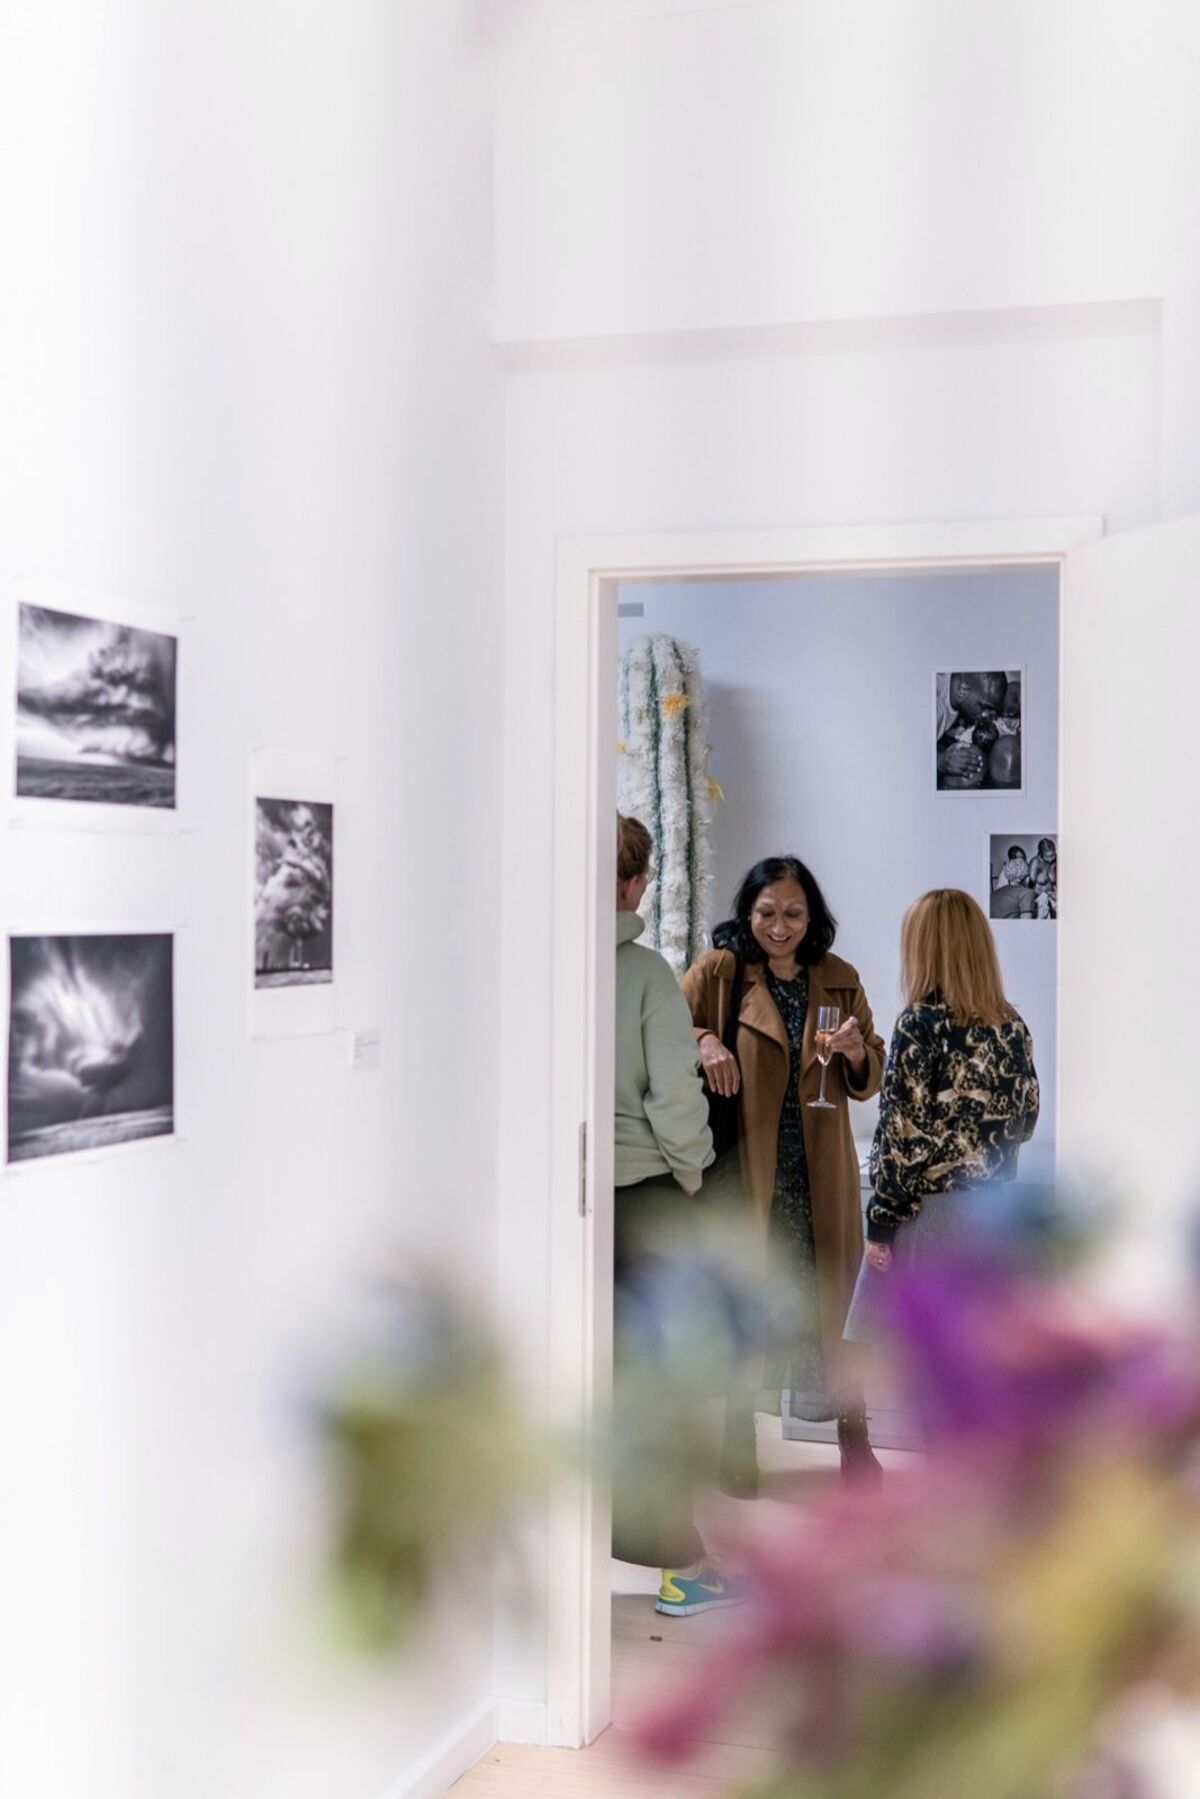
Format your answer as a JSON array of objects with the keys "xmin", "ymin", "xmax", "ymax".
[{"xmin": 547, "ymin": 515, "xmax": 1102, "ymax": 1748}]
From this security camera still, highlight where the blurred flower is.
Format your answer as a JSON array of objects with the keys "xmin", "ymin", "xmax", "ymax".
[
  {"xmin": 878, "ymin": 1255, "xmax": 1200, "ymax": 1463},
  {"xmin": 315, "ymin": 1276, "xmax": 553, "ymax": 1652},
  {"xmin": 314, "ymin": 1213, "xmax": 1200, "ymax": 1796},
  {"xmin": 633, "ymin": 1249, "xmax": 1200, "ymax": 1799}
]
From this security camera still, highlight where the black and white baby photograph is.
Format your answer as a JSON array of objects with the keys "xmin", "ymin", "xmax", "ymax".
[
  {"xmin": 935, "ymin": 669, "xmax": 1022, "ymax": 790},
  {"xmin": 989, "ymin": 834, "xmax": 1057, "ymax": 921},
  {"xmin": 15, "ymin": 603, "xmax": 178, "ymax": 807},
  {"xmin": 255, "ymin": 799, "xmax": 334, "ymax": 987},
  {"xmin": 6, "ymin": 933, "xmax": 175, "ymax": 1164}
]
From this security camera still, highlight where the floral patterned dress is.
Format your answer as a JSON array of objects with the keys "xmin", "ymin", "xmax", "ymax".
[
  {"xmin": 763, "ymin": 969, "xmax": 835, "ymax": 1421},
  {"xmin": 866, "ymin": 999, "xmax": 1041, "ymax": 1241}
]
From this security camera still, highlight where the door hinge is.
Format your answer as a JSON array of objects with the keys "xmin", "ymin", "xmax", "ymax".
[{"xmin": 578, "ymin": 1120, "xmax": 588, "ymax": 1217}]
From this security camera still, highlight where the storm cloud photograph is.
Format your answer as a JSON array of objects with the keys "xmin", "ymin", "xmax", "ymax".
[
  {"xmin": 255, "ymin": 799, "xmax": 334, "ymax": 987},
  {"xmin": 6, "ymin": 934, "xmax": 175, "ymax": 1164},
  {"xmin": 15, "ymin": 602, "xmax": 177, "ymax": 807}
]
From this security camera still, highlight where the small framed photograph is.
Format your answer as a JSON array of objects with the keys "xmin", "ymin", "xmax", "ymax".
[
  {"xmin": 4, "ymin": 930, "xmax": 175, "ymax": 1166},
  {"xmin": 4, "ymin": 580, "xmax": 186, "ymax": 833},
  {"xmin": 249, "ymin": 748, "xmax": 339, "ymax": 1039},
  {"xmin": 255, "ymin": 798, "xmax": 334, "ymax": 988},
  {"xmin": 987, "ymin": 833, "xmax": 1057, "ymax": 922},
  {"xmin": 935, "ymin": 668, "xmax": 1024, "ymax": 792}
]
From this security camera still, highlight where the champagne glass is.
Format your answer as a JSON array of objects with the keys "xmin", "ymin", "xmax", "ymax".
[{"xmin": 808, "ymin": 1005, "xmax": 841, "ymax": 1110}]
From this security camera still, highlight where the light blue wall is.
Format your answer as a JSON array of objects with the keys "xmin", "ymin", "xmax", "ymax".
[{"xmin": 619, "ymin": 568, "xmax": 1059, "ymax": 1177}]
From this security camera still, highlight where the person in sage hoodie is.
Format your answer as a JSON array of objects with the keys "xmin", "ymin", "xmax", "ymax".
[{"xmin": 614, "ymin": 814, "xmax": 741, "ymax": 1619}]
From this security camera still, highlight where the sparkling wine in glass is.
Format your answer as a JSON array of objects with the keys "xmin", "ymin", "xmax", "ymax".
[{"xmin": 808, "ymin": 1005, "xmax": 841, "ymax": 1110}]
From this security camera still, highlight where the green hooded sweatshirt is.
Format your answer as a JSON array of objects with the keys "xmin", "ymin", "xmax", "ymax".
[{"xmin": 615, "ymin": 910, "xmax": 714, "ymax": 1193}]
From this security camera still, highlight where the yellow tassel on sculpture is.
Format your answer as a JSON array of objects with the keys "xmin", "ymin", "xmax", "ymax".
[{"xmin": 617, "ymin": 634, "xmax": 715, "ymax": 972}]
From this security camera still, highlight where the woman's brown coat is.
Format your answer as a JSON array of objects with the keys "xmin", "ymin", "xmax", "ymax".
[{"xmin": 679, "ymin": 948, "xmax": 886, "ymax": 1348}]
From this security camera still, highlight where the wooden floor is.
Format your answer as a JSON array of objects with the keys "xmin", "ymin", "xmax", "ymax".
[{"xmin": 453, "ymin": 1425, "xmax": 908, "ymax": 1796}]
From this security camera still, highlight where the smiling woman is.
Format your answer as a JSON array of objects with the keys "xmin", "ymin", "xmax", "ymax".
[{"xmin": 680, "ymin": 855, "xmax": 885, "ymax": 1478}]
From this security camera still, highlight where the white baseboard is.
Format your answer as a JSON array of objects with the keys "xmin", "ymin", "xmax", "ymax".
[
  {"xmin": 496, "ymin": 1699, "xmax": 548, "ymax": 1745},
  {"xmin": 379, "ymin": 1698, "xmax": 497, "ymax": 1799}
]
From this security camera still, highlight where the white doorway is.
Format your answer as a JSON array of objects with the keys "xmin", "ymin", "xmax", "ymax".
[{"xmin": 545, "ymin": 513, "xmax": 1200, "ymax": 1749}]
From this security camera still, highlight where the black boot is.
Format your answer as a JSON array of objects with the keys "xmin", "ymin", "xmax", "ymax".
[{"xmin": 837, "ymin": 1409, "xmax": 883, "ymax": 1486}]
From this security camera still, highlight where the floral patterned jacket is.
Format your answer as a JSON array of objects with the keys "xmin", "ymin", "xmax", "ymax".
[{"xmin": 866, "ymin": 998, "xmax": 1040, "ymax": 1243}]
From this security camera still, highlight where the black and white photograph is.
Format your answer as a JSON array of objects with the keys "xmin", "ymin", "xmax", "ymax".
[
  {"xmin": 15, "ymin": 603, "xmax": 178, "ymax": 807},
  {"xmin": 255, "ymin": 799, "xmax": 334, "ymax": 987},
  {"xmin": 989, "ymin": 834, "xmax": 1057, "ymax": 922},
  {"xmin": 935, "ymin": 668, "xmax": 1023, "ymax": 791},
  {"xmin": 6, "ymin": 933, "xmax": 175, "ymax": 1164}
]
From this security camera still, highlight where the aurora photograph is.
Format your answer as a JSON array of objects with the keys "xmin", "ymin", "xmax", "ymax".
[{"xmin": 7, "ymin": 933, "xmax": 175, "ymax": 1163}]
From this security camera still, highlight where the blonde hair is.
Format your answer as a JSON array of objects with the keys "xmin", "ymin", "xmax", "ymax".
[
  {"xmin": 900, "ymin": 889, "xmax": 1014, "ymax": 1027},
  {"xmin": 617, "ymin": 814, "xmax": 653, "ymax": 882}
]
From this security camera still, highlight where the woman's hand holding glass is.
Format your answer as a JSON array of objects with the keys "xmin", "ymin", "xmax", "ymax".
[
  {"xmin": 699, "ymin": 1033, "xmax": 741, "ymax": 1097},
  {"xmin": 826, "ymin": 1014, "xmax": 867, "ymax": 1077}
]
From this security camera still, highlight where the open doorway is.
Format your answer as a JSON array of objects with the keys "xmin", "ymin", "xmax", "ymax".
[
  {"xmin": 608, "ymin": 562, "xmax": 1060, "ymax": 1696},
  {"xmin": 544, "ymin": 518, "xmax": 1098, "ymax": 1750},
  {"xmin": 615, "ymin": 564, "xmax": 1059, "ymax": 1190}
]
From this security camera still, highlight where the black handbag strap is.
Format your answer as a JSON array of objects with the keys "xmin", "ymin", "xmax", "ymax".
[
  {"xmin": 704, "ymin": 956, "xmax": 747, "ymax": 1174},
  {"xmin": 722, "ymin": 956, "xmax": 745, "ymax": 1053}
]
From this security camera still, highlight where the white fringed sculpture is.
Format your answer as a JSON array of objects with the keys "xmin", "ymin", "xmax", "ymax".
[{"xmin": 617, "ymin": 634, "xmax": 719, "ymax": 975}]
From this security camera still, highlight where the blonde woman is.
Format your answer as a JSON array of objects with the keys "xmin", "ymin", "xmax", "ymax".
[{"xmin": 845, "ymin": 890, "xmax": 1040, "ymax": 1336}]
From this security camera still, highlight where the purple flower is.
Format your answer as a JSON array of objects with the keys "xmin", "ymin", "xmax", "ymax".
[
  {"xmin": 633, "ymin": 1257, "xmax": 1200, "ymax": 1780},
  {"xmin": 633, "ymin": 1468, "xmax": 995, "ymax": 1766},
  {"xmin": 875, "ymin": 1257, "xmax": 1200, "ymax": 1460},
  {"xmin": 841, "ymin": 1575, "xmax": 986, "ymax": 1676}
]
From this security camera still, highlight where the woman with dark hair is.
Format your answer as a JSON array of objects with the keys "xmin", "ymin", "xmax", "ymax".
[{"xmin": 681, "ymin": 857, "xmax": 886, "ymax": 1480}]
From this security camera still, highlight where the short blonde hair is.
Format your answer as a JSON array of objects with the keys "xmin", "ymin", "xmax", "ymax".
[
  {"xmin": 900, "ymin": 889, "xmax": 1014, "ymax": 1027},
  {"xmin": 617, "ymin": 814, "xmax": 653, "ymax": 882}
]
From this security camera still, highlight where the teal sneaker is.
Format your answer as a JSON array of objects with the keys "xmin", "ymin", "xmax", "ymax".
[{"xmin": 654, "ymin": 1564, "xmax": 745, "ymax": 1618}]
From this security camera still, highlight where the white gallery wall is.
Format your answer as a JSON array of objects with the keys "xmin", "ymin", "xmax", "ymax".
[
  {"xmin": 617, "ymin": 569, "xmax": 1060, "ymax": 1179},
  {"xmin": 2, "ymin": 0, "xmax": 1198, "ymax": 1782},
  {"xmin": 0, "ymin": 5, "xmax": 502, "ymax": 1798},
  {"xmin": 493, "ymin": 0, "xmax": 1200, "ymax": 1729},
  {"xmin": 496, "ymin": 0, "xmax": 1172, "ymax": 341}
]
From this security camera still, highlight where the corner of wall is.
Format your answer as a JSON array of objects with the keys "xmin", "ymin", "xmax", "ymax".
[
  {"xmin": 495, "ymin": 1699, "xmax": 549, "ymax": 1745},
  {"xmin": 379, "ymin": 1700, "xmax": 497, "ymax": 1799}
]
